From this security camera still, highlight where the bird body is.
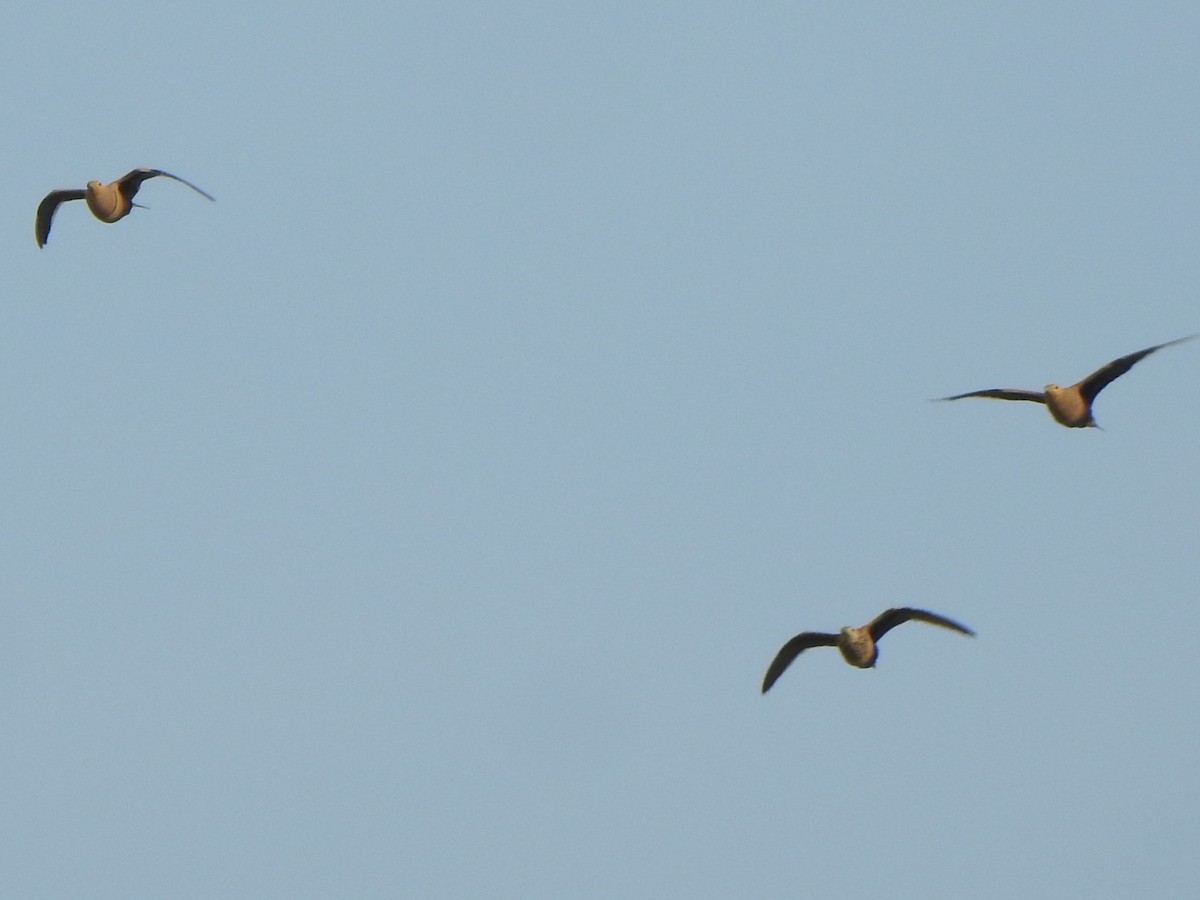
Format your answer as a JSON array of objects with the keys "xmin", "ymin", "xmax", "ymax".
[
  {"xmin": 84, "ymin": 179, "xmax": 127, "ymax": 222},
  {"xmin": 837, "ymin": 626, "xmax": 877, "ymax": 668},
  {"xmin": 760, "ymin": 607, "xmax": 974, "ymax": 693},
  {"xmin": 35, "ymin": 168, "xmax": 213, "ymax": 247},
  {"xmin": 938, "ymin": 336, "xmax": 1195, "ymax": 428},
  {"xmin": 1042, "ymin": 383, "xmax": 1094, "ymax": 428}
]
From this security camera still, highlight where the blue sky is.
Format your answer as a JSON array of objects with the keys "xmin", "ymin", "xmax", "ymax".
[{"xmin": 3, "ymin": 3, "xmax": 1198, "ymax": 897}]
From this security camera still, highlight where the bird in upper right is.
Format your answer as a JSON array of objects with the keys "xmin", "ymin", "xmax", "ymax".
[{"xmin": 936, "ymin": 335, "xmax": 1195, "ymax": 428}]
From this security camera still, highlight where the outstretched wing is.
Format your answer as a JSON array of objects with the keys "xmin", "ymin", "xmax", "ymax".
[
  {"xmin": 1077, "ymin": 335, "xmax": 1196, "ymax": 404},
  {"xmin": 115, "ymin": 169, "xmax": 215, "ymax": 203},
  {"xmin": 867, "ymin": 607, "xmax": 975, "ymax": 642},
  {"xmin": 936, "ymin": 388, "xmax": 1047, "ymax": 404},
  {"xmin": 35, "ymin": 189, "xmax": 87, "ymax": 248},
  {"xmin": 760, "ymin": 632, "xmax": 839, "ymax": 693}
]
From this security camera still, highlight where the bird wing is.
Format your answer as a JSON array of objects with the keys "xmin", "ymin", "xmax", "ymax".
[
  {"xmin": 116, "ymin": 169, "xmax": 215, "ymax": 203},
  {"xmin": 936, "ymin": 388, "xmax": 1047, "ymax": 404},
  {"xmin": 867, "ymin": 607, "xmax": 975, "ymax": 642},
  {"xmin": 35, "ymin": 189, "xmax": 87, "ymax": 248},
  {"xmin": 1076, "ymin": 335, "xmax": 1196, "ymax": 404},
  {"xmin": 760, "ymin": 632, "xmax": 839, "ymax": 693}
]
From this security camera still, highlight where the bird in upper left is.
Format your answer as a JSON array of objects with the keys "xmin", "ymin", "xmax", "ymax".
[{"xmin": 35, "ymin": 168, "xmax": 214, "ymax": 248}]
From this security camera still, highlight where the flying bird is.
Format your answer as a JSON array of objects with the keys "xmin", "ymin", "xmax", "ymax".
[
  {"xmin": 35, "ymin": 168, "xmax": 214, "ymax": 248},
  {"xmin": 760, "ymin": 607, "xmax": 974, "ymax": 693},
  {"xmin": 937, "ymin": 335, "xmax": 1195, "ymax": 428}
]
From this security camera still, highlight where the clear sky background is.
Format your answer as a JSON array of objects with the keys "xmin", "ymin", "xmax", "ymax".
[{"xmin": 2, "ymin": 3, "xmax": 1197, "ymax": 897}]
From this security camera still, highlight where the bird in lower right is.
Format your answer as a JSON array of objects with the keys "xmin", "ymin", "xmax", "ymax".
[
  {"xmin": 760, "ymin": 607, "xmax": 974, "ymax": 693},
  {"xmin": 936, "ymin": 335, "xmax": 1195, "ymax": 428}
]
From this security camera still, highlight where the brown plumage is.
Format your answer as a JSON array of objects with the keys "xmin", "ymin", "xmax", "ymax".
[
  {"xmin": 937, "ymin": 336, "xmax": 1195, "ymax": 428},
  {"xmin": 760, "ymin": 607, "xmax": 974, "ymax": 693},
  {"xmin": 35, "ymin": 168, "xmax": 214, "ymax": 248}
]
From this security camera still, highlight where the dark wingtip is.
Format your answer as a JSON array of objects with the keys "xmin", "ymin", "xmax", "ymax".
[{"xmin": 761, "ymin": 663, "xmax": 786, "ymax": 694}]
